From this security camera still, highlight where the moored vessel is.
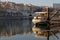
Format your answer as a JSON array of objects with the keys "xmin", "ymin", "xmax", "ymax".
[{"xmin": 32, "ymin": 12, "xmax": 48, "ymax": 24}]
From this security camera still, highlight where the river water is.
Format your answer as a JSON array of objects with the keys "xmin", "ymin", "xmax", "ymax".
[{"xmin": 0, "ymin": 19, "xmax": 60, "ymax": 40}]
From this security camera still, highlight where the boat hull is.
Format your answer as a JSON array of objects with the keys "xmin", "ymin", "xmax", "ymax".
[{"xmin": 32, "ymin": 19, "xmax": 47, "ymax": 24}]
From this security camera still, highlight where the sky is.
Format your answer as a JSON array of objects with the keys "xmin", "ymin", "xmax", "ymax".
[{"xmin": 1, "ymin": 0, "xmax": 60, "ymax": 7}]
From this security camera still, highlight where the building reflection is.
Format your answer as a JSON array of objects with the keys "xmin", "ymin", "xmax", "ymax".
[{"xmin": 0, "ymin": 20, "xmax": 33, "ymax": 36}]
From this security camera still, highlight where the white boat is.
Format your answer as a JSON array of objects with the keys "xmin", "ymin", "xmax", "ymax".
[{"xmin": 32, "ymin": 12, "xmax": 47, "ymax": 24}]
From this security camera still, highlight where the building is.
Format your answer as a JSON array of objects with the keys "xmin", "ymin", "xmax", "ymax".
[
  {"xmin": 15, "ymin": 3, "xmax": 24, "ymax": 12},
  {"xmin": 0, "ymin": 2, "xmax": 16, "ymax": 9},
  {"xmin": 53, "ymin": 4, "xmax": 60, "ymax": 9}
]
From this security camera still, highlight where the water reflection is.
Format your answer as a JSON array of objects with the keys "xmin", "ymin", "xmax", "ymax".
[
  {"xmin": 32, "ymin": 25, "xmax": 60, "ymax": 38},
  {"xmin": 0, "ymin": 19, "xmax": 60, "ymax": 40},
  {"xmin": 0, "ymin": 20, "xmax": 33, "ymax": 36}
]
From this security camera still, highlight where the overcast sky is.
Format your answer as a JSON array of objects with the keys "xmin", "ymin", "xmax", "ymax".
[{"xmin": 1, "ymin": 0, "xmax": 60, "ymax": 6}]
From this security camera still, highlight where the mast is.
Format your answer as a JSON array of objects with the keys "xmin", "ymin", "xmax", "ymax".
[{"xmin": 46, "ymin": 6, "xmax": 50, "ymax": 40}]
